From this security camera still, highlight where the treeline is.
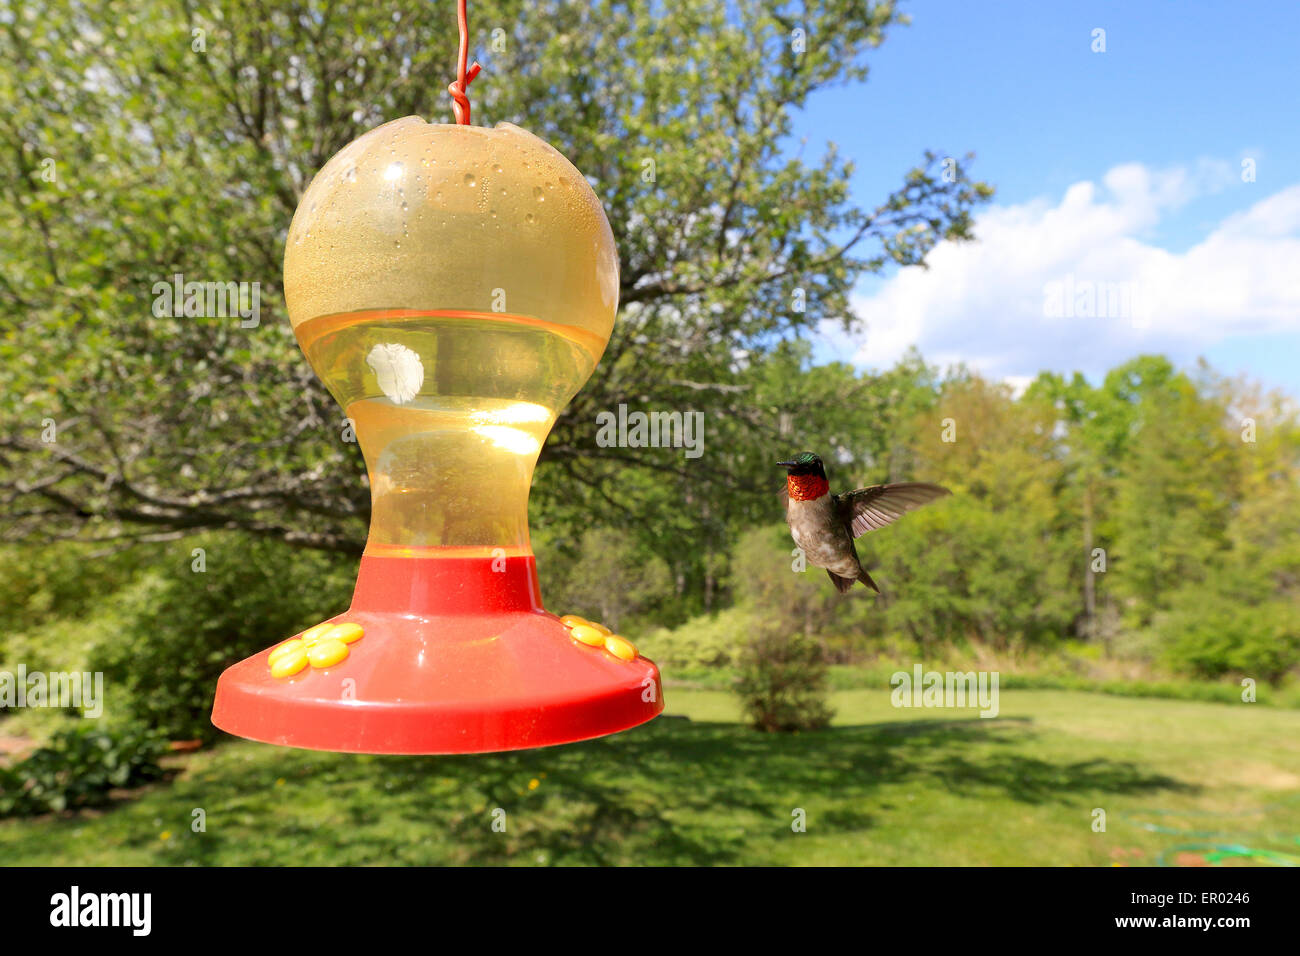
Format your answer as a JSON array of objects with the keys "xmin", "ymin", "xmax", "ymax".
[
  {"xmin": 537, "ymin": 350, "xmax": 1300, "ymax": 683},
  {"xmin": 4, "ymin": 349, "xmax": 1298, "ymax": 744}
]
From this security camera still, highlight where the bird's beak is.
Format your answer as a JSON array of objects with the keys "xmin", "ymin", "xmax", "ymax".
[{"xmin": 776, "ymin": 460, "xmax": 796, "ymax": 467}]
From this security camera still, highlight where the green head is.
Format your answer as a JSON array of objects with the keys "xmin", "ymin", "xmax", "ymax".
[{"xmin": 776, "ymin": 451, "xmax": 826, "ymax": 478}]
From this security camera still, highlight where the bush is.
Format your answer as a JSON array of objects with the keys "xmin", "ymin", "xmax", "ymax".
[
  {"xmin": 734, "ymin": 624, "xmax": 834, "ymax": 732},
  {"xmin": 638, "ymin": 607, "xmax": 759, "ymax": 671},
  {"xmin": 0, "ymin": 543, "xmax": 150, "ymax": 666},
  {"xmin": 2, "ymin": 615, "xmax": 119, "ymax": 722},
  {"xmin": 0, "ymin": 543, "xmax": 147, "ymax": 633},
  {"xmin": 1158, "ymin": 590, "xmax": 1300, "ymax": 684},
  {"xmin": 535, "ymin": 527, "xmax": 674, "ymax": 633},
  {"xmin": 93, "ymin": 534, "xmax": 355, "ymax": 740},
  {"xmin": 730, "ymin": 524, "xmax": 845, "ymax": 637},
  {"xmin": 0, "ymin": 723, "xmax": 166, "ymax": 817}
]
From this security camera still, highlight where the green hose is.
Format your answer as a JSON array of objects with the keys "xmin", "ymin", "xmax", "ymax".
[{"xmin": 1117, "ymin": 795, "xmax": 1300, "ymax": 867}]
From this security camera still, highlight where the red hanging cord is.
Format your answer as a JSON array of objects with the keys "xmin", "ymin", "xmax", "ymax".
[{"xmin": 447, "ymin": 0, "xmax": 482, "ymax": 124}]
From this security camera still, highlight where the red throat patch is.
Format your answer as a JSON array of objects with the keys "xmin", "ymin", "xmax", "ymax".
[{"xmin": 787, "ymin": 474, "xmax": 830, "ymax": 501}]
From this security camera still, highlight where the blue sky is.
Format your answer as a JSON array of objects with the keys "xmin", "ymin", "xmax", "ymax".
[{"xmin": 791, "ymin": 0, "xmax": 1300, "ymax": 396}]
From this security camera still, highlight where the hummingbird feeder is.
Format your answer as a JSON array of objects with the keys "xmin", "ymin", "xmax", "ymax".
[{"xmin": 211, "ymin": 1, "xmax": 663, "ymax": 753}]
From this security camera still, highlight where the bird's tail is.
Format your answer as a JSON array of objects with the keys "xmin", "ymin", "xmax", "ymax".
[
  {"xmin": 858, "ymin": 567, "xmax": 880, "ymax": 593},
  {"xmin": 827, "ymin": 569, "xmax": 854, "ymax": 593},
  {"xmin": 827, "ymin": 568, "xmax": 880, "ymax": 594}
]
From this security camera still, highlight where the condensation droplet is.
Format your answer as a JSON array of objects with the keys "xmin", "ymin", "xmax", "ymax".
[
  {"xmin": 464, "ymin": 172, "xmax": 477, "ymax": 187},
  {"xmin": 533, "ymin": 186, "xmax": 545, "ymax": 203}
]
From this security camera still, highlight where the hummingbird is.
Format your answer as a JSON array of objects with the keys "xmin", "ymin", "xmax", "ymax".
[{"xmin": 778, "ymin": 451, "xmax": 951, "ymax": 594}]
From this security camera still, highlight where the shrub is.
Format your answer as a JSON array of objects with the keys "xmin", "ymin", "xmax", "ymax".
[
  {"xmin": 0, "ymin": 723, "xmax": 167, "ymax": 817},
  {"xmin": 734, "ymin": 624, "xmax": 834, "ymax": 732},
  {"xmin": 2, "ymin": 614, "xmax": 119, "ymax": 721},
  {"xmin": 93, "ymin": 534, "xmax": 355, "ymax": 740},
  {"xmin": 638, "ymin": 607, "xmax": 758, "ymax": 671},
  {"xmin": 535, "ymin": 527, "xmax": 674, "ymax": 633},
  {"xmin": 730, "ymin": 525, "xmax": 844, "ymax": 637},
  {"xmin": 1158, "ymin": 591, "xmax": 1300, "ymax": 684},
  {"xmin": 0, "ymin": 542, "xmax": 146, "ymax": 633}
]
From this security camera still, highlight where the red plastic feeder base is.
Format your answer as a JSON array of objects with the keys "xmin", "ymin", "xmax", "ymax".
[{"xmin": 211, "ymin": 554, "xmax": 664, "ymax": 754}]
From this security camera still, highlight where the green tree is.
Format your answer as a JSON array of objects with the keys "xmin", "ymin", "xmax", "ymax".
[
  {"xmin": 539, "ymin": 526, "xmax": 672, "ymax": 632},
  {"xmin": 871, "ymin": 373, "xmax": 1074, "ymax": 651},
  {"xmin": 0, "ymin": 0, "xmax": 992, "ymax": 604},
  {"xmin": 731, "ymin": 523, "xmax": 844, "ymax": 638},
  {"xmin": 1105, "ymin": 359, "xmax": 1237, "ymax": 624}
]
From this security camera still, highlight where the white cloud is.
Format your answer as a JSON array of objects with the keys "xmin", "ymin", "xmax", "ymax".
[{"xmin": 830, "ymin": 162, "xmax": 1300, "ymax": 381}]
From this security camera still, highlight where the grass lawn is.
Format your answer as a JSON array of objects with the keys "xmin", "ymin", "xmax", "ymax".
[{"xmin": 2, "ymin": 687, "xmax": 1298, "ymax": 865}]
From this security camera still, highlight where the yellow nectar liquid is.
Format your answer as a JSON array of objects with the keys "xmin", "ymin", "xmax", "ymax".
[{"xmin": 296, "ymin": 308, "xmax": 600, "ymax": 555}]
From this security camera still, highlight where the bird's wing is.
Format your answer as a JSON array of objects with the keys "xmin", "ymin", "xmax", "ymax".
[{"xmin": 836, "ymin": 482, "xmax": 951, "ymax": 538}]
